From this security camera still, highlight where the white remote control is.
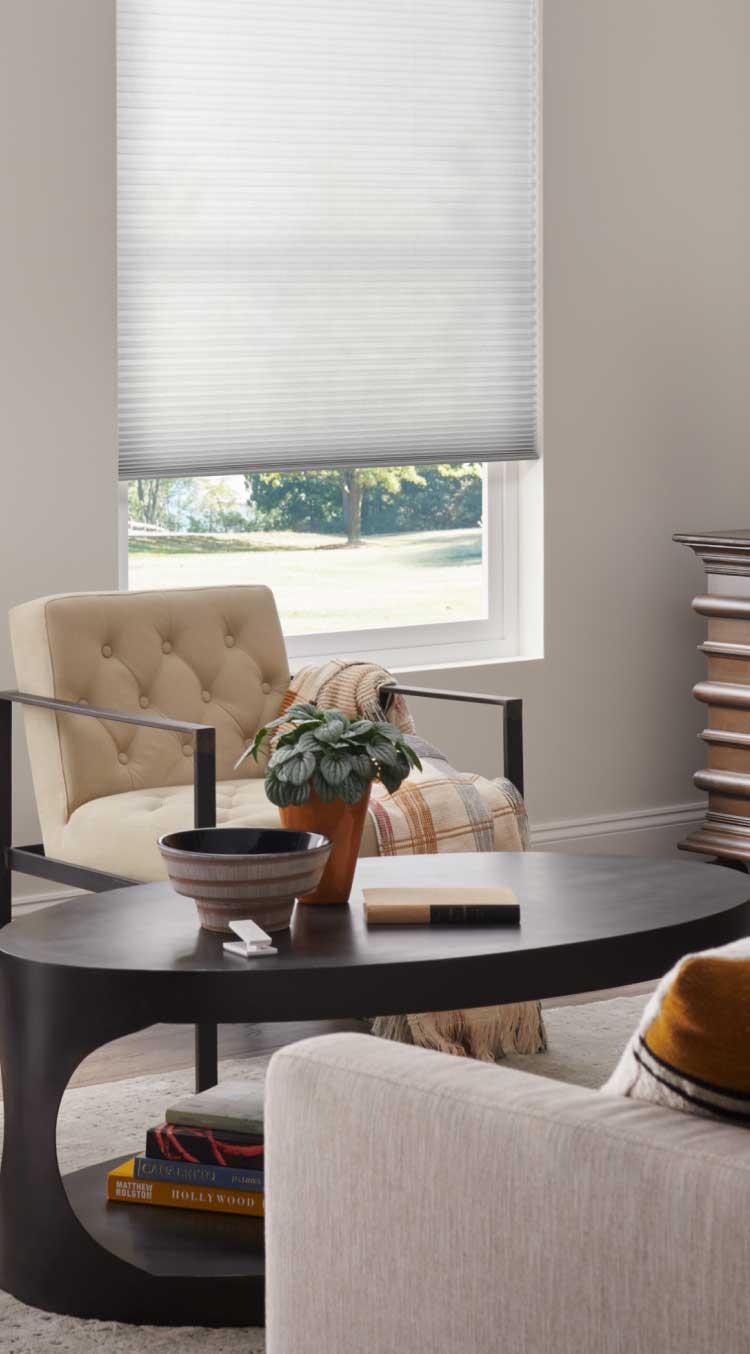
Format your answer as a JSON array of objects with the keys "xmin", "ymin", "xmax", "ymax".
[{"xmin": 222, "ymin": 918, "xmax": 278, "ymax": 959}]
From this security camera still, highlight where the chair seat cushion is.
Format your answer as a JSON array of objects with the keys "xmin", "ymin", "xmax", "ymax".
[{"xmin": 58, "ymin": 779, "xmax": 381, "ymax": 883}]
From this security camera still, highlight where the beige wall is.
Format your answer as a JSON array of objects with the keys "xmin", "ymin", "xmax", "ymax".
[
  {"xmin": 2, "ymin": 0, "xmax": 749, "ymax": 882},
  {"xmin": 0, "ymin": 0, "xmax": 118, "ymax": 866},
  {"xmin": 406, "ymin": 0, "xmax": 750, "ymax": 837}
]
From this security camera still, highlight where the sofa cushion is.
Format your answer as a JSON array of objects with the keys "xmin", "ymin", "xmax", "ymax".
[
  {"xmin": 602, "ymin": 938, "xmax": 750, "ymax": 1125},
  {"xmin": 57, "ymin": 778, "xmax": 381, "ymax": 882}
]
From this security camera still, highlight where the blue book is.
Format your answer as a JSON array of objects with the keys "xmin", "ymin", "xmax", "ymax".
[{"xmin": 132, "ymin": 1153, "xmax": 264, "ymax": 1193}]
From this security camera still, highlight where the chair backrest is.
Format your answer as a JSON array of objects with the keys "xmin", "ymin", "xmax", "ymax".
[{"xmin": 9, "ymin": 586, "xmax": 290, "ymax": 842}]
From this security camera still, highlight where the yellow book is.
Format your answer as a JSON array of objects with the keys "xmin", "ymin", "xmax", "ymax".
[{"xmin": 107, "ymin": 1158, "xmax": 264, "ymax": 1218}]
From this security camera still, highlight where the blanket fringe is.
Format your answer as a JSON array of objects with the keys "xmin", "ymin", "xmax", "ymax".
[{"xmin": 372, "ymin": 1002, "xmax": 547, "ymax": 1061}]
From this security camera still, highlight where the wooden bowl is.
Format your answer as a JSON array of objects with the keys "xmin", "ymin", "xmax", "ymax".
[{"xmin": 157, "ymin": 827, "xmax": 332, "ymax": 934}]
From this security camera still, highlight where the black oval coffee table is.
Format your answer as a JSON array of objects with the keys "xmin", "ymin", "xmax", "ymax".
[{"xmin": 0, "ymin": 851, "xmax": 748, "ymax": 1327}]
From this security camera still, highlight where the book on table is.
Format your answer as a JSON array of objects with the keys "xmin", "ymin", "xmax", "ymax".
[
  {"xmin": 106, "ymin": 1079, "xmax": 265, "ymax": 1218},
  {"xmin": 107, "ymin": 1158, "xmax": 264, "ymax": 1217},
  {"xmin": 164, "ymin": 1078, "xmax": 264, "ymax": 1134},
  {"xmin": 145, "ymin": 1120, "xmax": 264, "ymax": 1168}
]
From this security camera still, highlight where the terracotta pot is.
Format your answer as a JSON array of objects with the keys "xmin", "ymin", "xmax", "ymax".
[{"xmin": 280, "ymin": 785, "xmax": 371, "ymax": 904}]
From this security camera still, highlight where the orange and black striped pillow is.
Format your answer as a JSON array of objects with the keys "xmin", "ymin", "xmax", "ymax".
[{"xmin": 603, "ymin": 939, "xmax": 750, "ymax": 1124}]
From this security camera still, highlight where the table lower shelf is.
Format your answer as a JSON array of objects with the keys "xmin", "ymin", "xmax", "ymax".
[{"xmin": 60, "ymin": 1157, "xmax": 265, "ymax": 1325}]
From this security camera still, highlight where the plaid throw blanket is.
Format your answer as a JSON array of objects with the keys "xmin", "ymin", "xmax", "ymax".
[
  {"xmin": 370, "ymin": 738, "xmax": 529, "ymax": 856},
  {"xmin": 285, "ymin": 659, "xmax": 546, "ymax": 1061}
]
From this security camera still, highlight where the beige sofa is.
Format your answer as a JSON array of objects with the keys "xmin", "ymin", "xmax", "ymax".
[{"xmin": 265, "ymin": 1033, "xmax": 750, "ymax": 1354}]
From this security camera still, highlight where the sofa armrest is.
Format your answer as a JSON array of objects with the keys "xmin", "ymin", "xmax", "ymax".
[
  {"xmin": 266, "ymin": 1032, "xmax": 750, "ymax": 1354},
  {"xmin": 383, "ymin": 684, "xmax": 523, "ymax": 793}
]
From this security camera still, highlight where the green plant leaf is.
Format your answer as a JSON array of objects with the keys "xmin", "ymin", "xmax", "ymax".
[
  {"xmin": 274, "ymin": 721, "xmax": 322, "ymax": 748},
  {"xmin": 293, "ymin": 730, "xmax": 319, "ymax": 753},
  {"xmin": 268, "ymin": 745, "xmax": 299, "ymax": 768},
  {"xmin": 282, "ymin": 750, "xmax": 316, "ymax": 786},
  {"xmin": 258, "ymin": 698, "xmax": 418, "ymax": 800},
  {"xmin": 264, "ymin": 775, "xmax": 286, "ymax": 806},
  {"xmin": 314, "ymin": 718, "xmax": 347, "ymax": 744},
  {"xmin": 338, "ymin": 773, "xmax": 367, "ymax": 804},
  {"xmin": 319, "ymin": 752, "xmax": 350, "ymax": 786},
  {"xmin": 369, "ymin": 740, "xmax": 401, "ymax": 768},
  {"xmin": 378, "ymin": 763, "xmax": 405, "ymax": 795},
  {"xmin": 312, "ymin": 770, "xmax": 340, "ymax": 801},
  {"xmin": 286, "ymin": 779, "xmax": 311, "ymax": 805},
  {"xmin": 349, "ymin": 751, "xmax": 376, "ymax": 780},
  {"xmin": 403, "ymin": 743, "xmax": 423, "ymax": 771},
  {"xmin": 234, "ymin": 723, "xmax": 269, "ymax": 770},
  {"xmin": 273, "ymin": 761, "xmax": 296, "ymax": 783},
  {"xmin": 285, "ymin": 701, "xmax": 320, "ymax": 721},
  {"xmin": 372, "ymin": 722, "xmax": 402, "ymax": 742},
  {"xmin": 323, "ymin": 707, "xmax": 350, "ymax": 727},
  {"xmin": 348, "ymin": 723, "xmax": 386, "ymax": 743},
  {"xmin": 266, "ymin": 774, "xmax": 311, "ymax": 807}
]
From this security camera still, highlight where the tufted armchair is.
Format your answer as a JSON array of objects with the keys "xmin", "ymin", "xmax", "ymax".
[
  {"xmin": 1, "ymin": 584, "xmax": 524, "ymax": 1085},
  {"xmin": 6, "ymin": 586, "xmax": 291, "ymax": 885}
]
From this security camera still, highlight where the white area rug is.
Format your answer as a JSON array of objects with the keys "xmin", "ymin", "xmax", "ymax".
[{"xmin": 0, "ymin": 994, "xmax": 648, "ymax": 1352}]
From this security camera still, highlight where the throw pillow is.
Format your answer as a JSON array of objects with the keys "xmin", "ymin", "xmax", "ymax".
[{"xmin": 602, "ymin": 938, "xmax": 750, "ymax": 1124}]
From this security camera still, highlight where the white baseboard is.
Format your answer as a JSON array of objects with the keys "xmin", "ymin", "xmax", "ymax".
[
  {"xmin": 530, "ymin": 800, "xmax": 705, "ymax": 857},
  {"xmin": 12, "ymin": 886, "xmax": 82, "ymax": 914}
]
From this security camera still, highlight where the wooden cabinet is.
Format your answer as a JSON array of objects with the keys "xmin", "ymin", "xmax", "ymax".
[{"xmin": 674, "ymin": 530, "xmax": 750, "ymax": 865}]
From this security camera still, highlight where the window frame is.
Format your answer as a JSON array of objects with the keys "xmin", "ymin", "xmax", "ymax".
[{"xmin": 117, "ymin": 462, "xmax": 519, "ymax": 672}]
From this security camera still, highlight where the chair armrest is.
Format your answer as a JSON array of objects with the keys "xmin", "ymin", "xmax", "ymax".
[
  {"xmin": 0, "ymin": 688, "xmax": 213, "ymax": 734},
  {"xmin": 0, "ymin": 689, "xmax": 216, "ymax": 829},
  {"xmin": 383, "ymin": 683, "xmax": 523, "ymax": 793},
  {"xmin": 266, "ymin": 1032, "xmax": 750, "ymax": 1354}
]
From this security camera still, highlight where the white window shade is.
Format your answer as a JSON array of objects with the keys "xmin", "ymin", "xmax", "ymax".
[{"xmin": 118, "ymin": 0, "xmax": 539, "ymax": 479}]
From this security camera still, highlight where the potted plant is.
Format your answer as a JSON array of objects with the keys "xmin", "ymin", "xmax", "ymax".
[{"xmin": 236, "ymin": 703, "xmax": 421, "ymax": 904}]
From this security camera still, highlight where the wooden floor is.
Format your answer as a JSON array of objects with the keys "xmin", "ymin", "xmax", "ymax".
[
  {"xmin": 69, "ymin": 981, "xmax": 655, "ymax": 1088},
  {"xmin": 70, "ymin": 1018, "xmax": 365, "ymax": 1088}
]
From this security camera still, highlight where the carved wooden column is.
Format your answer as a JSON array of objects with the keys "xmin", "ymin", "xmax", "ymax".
[{"xmin": 674, "ymin": 530, "xmax": 750, "ymax": 865}]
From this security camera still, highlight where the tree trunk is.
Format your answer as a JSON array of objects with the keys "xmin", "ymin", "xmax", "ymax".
[
  {"xmin": 145, "ymin": 479, "xmax": 161, "ymax": 525},
  {"xmin": 340, "ymin": 469, "xmax": 363, "ymax": 544},
  {"xmin": 349, "ymin": 479, "xmax": 362, "ymax": 543}
]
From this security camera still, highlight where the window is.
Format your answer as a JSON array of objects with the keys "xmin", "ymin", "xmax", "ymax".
[
  {"xmin": 124, "ymin": 461, "xmax": 517, "ymax": 667},
  {"xmin": 118, "ymin": 1, "xmax": 538, "ymax": 666}
]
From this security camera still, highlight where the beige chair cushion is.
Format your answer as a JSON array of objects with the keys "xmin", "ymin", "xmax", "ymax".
[
  {"xmin": 9, "ymin": 586, "xmax": 290, "ymax": 856},
  {"xmin": 58, "ymin": 778, "xmax": 381, "ymax": 882}
]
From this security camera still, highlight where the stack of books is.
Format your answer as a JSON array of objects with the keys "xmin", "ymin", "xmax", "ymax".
[{"xmin": 107, "ymin": 1080, "xmax": 265, "ymax": 1218}]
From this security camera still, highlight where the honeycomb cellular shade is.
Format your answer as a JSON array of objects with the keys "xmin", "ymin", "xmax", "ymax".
[{"xmin": 117, "ymin": 0, "xmax": 539, "ymax": 479}]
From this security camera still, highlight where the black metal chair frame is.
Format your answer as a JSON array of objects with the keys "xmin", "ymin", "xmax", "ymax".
[{"xmin": 0, "ymin": 684, "xmax": 523, "ymax": 1091}]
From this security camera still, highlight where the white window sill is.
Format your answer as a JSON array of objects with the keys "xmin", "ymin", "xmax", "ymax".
[
  {"xmin": 287, "ymin": 635, "xmax": 536, "ymax": 675},
  {"xmin": 390, "ymin": 650, "xmax": 543, "ymax": 677}
]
